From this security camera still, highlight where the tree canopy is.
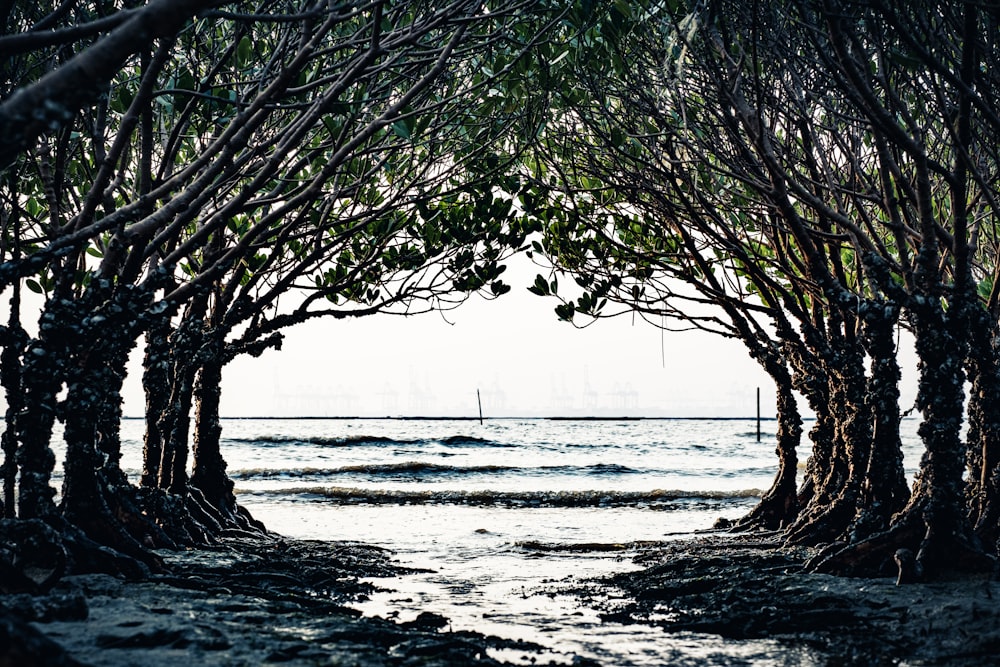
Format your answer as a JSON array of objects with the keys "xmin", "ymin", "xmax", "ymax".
[
  {"xmin": 526, "ymin": 0, "xmax": 1000, "ymax": 577},
  {"xmin": 3, "ymin": 0, "xmax": 1000, "ymax": 585}
]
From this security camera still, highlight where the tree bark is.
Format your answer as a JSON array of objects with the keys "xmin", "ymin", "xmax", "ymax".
[
  {"xmin": 96, "ymin": 343, "xmax": 132, "ymax": 487},
  {"xmin": 785, "ymin": 330, "xmax": 872, "ymax": 546},
  {"xmin": 154, "ymin": 296, "xmax": 207, "ymax": 494},
  {"xmin": 0, "ymin": 314, "xmax": 26, "ymax": 518},
  {"xmin": 61, "ymin": 352, "xmax": 156, "ymax": 566},
  {"xmin": 140, "ymin": 316, "xmax": 172, "ymax": 488},
  {"xmin": 907, "ymin": 300, "xmax": 988, "ymax": 573},
  {"xmin": 57, "ymin": 282, "xmax": 165, "ymax": 570},
  {"xmin": 15, "ymin": 300, "xmax": 75, "ymax": 520},
  {"xmin": 814, "ymin": 299, "xmax": 995, "ymax": 578},
  {"xmin": 190, "ymin": 349, "xmax": 236, "ymax": 515},
  {"xmin": 964, "ymin": 306, "xmax": 1000, "ymax": 550},
  {"xmin": 787, "ymin": 346, "xmax": 832, "ymax": 514},
  {"xmin": 732, "ymin": 352, "xmax": 800, "ymax": 531},
  {"xmin": 852, "ymin": 302, "xmax": 909, "ymax": 539},
  {"xmin": 157, "ymin": 364, "xmax": 198, "ymax": 495}
]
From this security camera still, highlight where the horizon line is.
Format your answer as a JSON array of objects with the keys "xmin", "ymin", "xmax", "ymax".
[{"xmin": 119, "ymin": 414, "xmax": 780, "ymax": 421}]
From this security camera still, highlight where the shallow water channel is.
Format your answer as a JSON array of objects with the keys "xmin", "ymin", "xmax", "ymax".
[{"xmin": 246, "ymin": 500, "xmax": 825, "ymax": 666}]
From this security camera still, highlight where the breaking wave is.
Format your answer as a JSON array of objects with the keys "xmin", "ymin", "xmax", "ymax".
[
  {"xmin": 224, "ymin": 434, "xmax": 513, "ymax": 449},
  {"xmin": 229, "ymin": 462, "xmax": 643, "ymax": 481},
  {"xmin": 235, "ymin": 486, "xmax": 763, "ymax": 508}
]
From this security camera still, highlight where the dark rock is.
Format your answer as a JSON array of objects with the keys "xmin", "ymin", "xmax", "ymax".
[
  {"xmin": 636, "ymin": 576, "xmax": 722, "ymax": 600},
  {"xmin": 95, "ymin": 628, "xmax": 190, "ymax": 649},
  {"xmin": 266, "ymin": 644, "xmax": 310, "ymax": 662},
  {"xmin": 401, "ymin": 611, "xmax": 450, "ymax": 631},
  {"xmin": 895, "ymin": 548, "xmax": 922, "ymax": 585},
  {"xmin": 0, "ymin": 610, "xmax": 85, "ymax": 666},
  {"xmin": 1, "ymin": 589, "xmax": 88, "ymax": 622},
  {"xmin": 0, "ymin": 518, "xmax": 68, "ymax": 593}
]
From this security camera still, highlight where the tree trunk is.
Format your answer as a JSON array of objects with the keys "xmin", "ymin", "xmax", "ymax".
[
  {"xmin": 852, "ymin": 303, "xmax": 909, "ymax": 539},
  {"xmin": 907, "ymin": 301, "xmax": 989, "ymax": 572},
  {"xmin": 154, "ymin": 297, "xmax": 208, "ymax": 495},
  {"xmin": 188, "ymin": 354, "xmax": 267, "ymax": 535},
  {"xmin": 61, "ymin": 356, "xmax": 153, "ymax": 565},
  {"xmin": 782, "ymin": 342, "xmax": 833, "ymax": 522},
  {"xmin": 190, "ymin": 350, "xmax": 237, "ymax": 516},
  {"xmin": 732, "ymin": 354, "xmax": 800, "ymax": 531},
  {"xmin": 785, "ymin": 332, "xmax": 871, "ymax": 546},
  {"xmin": 140, "ymin": 316, "xmax": 172, "ymax": 488},
  {"xmin": 0, "ymin": 317, "xmax": 25, "ymax": 518},
  {"xmin": 15, "ymin": 300, "xmax": 75, "ymax": 520},
  {"xmin": 964, "ymin": 306, "xmax": 1000, "ymax": 550},
  {"xmin": 96, "ymin": 343, "xmax": 132, "ymax": 487},
  {"xmin": 157, "ymin": 363, "xmax": 198, "ymax": 495},
  {"xmin": 58, "ymin": 289, "xmax": 164, "ymax": 571},
  {"xmin": 813, "ymin": 300, "xmax": 994, "ymax": 578}
]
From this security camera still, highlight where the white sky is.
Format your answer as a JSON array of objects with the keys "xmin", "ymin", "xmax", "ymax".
[
  {"xmin": 204, "ymin": 277, "xmax": 776, "ymax": 419},
  {"xmin": 5, "ymin": 257, "xmax": 921, "ymax": 420},
  {"xmin": 194, "ymin": 252, "xmax": 781, "ymax": 418},
  {"xmin": 203, "ymin": 255, "xmax": 920, "ymax": 419}
]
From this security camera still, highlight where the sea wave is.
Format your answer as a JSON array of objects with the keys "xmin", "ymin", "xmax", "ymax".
[
  {"xmin": 224, "ymin": 435, "xmax": 411, "ymax": 447},
  {"xmin": 235, "ymin": 486, "xmax": 763, "ymax": 507},
  {"xmin": 230, "ymin": 462, "xmax": 512, "ymax": 480},
  {"xmin": 224, "ymin": 434, "xmax": 515, "ymax": 449},
  {"xmin": 439, "ymin": 435, "xmax": 499, "ymax": 446},
  {"xmin": 229, "ymin": 462, "xmax": 643, "ymax": 480}
]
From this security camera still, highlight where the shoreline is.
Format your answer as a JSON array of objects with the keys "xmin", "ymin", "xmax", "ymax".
[
  {"xmin": 3, "ymin": 535, "xmax": 557, "ymax": 667},
  {"xmin": 559, "ymin": 533, "xmax": 1000, "ymax": 665},
  {"xmin": 6, "ymin": 532, "xmax": 1000, "ymax": 666}
]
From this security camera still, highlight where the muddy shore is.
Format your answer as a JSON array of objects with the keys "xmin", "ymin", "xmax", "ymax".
[
  {"xmin": 4, "ymin": 532, "xmax": 1000, "ymax": 666},
  {"xmin": 561, "ymin": 533, "xmax": 1000, "ymax": 666},
  {"xmin": 1, "ymin": 535, "xmax": 555, "ymax": 666}
]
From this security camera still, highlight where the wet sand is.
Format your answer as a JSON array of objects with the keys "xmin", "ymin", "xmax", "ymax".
[
  {"xmin": 5, "ymin": 533, "xmax": 1000, "ymax": 666},
  {"xmin": 2, "ymin": 536, "xmax": 553, "ymax": 666},
  {"xmin": 562, "ymin": 533, "xmax": 1000, "ymax": 665}
]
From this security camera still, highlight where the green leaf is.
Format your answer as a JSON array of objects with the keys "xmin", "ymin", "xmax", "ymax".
[
  {"xmin": 25, "ymin": 279, "xmax": 42, "ymax": 294},
  {"xmin": 491, "ymin": 281, "xmax": 511, "ymax": 296},
  {"xmin": 978, "ymin": 278, "xmax": 994, "ymax": 301},
  {"xmin": 555, "ymin": 303, "xmax": 575, "ymax": 321},
  {"xmin": 110, "ymin": 85, "xmax": 135, "ymax": 113},
  {"xmin": 391, "ymin": 119, "xmax": 411, "ymax": 140},
  {"xmin": 237, "ymin": 36, "xmax": 252, "ymax": 68}
]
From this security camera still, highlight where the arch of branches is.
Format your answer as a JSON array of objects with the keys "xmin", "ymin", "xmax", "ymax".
[{"xmin": 3, "ymin": 0, "xmax": 999, "ymax": 586}]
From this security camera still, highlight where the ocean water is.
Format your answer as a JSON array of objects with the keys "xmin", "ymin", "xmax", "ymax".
[{"xmin": 110, "ymin": 417, "xmax": 922, "ymax": 666}]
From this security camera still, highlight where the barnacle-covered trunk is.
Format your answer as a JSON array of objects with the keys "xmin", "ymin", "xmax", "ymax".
[
  {"xmin": 61, "ymin": 349, "xmax": 158, "ymax": 568},
  {"xmin": 0, "ymin": 312, "xmax": 26, "ymax": 518},
  {"xmin": 140, "ymin": 315, "xmax": 172, "ymax": 488},
  {"xmin": 732, "ymin": 353, "xmax": 800, "ymax": 531},
  {"xmin": 154, "ymin": 297, "xmax": 207, "ymax": 495},
  {"xmin": 852, "ymin": 303, "xmax": 909, "ymax": 539},
  {"xmin": 785, "ymin": 333, "xmax": 871, "ymax": 546},
  {"xmin": 15, "ymin": 300, "xmax": 75, "ymax": 520},
  {"xmin": 814, "ymin": 298, "xmax": 994, "ymax": 578},
  {"xmin": 157, "ymin": 363, "xmax": 198, "ymax": 495},
  {"xmin": 190, "ymin": 349, "xmax": 267, "ymax": 534},
  {"xmin": 964, "ymin": 307, "xmax": 1000, "ymax": 550},
  {"xmin": 191, "ymin": 352, "xmax": 233, "ymax": 512},
  {"xmin": 59, "ymin": 284, "xmax": 166, "ymax": 571}
]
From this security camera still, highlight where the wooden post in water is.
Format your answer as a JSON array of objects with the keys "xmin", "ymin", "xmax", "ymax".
[
  {"xmin": 477, "ymin": 389, "xmax": 483, "ymax": 425},
  {"xmin": 756, "ymin": 387, "xmax": 761, "ymax": 442}
]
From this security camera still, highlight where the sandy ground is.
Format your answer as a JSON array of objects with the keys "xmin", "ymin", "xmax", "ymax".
[
  {"xmin": 562, "ymin": 534, "xmax": 1000, "ymax": 666},
  {"xmin": 1, "ymin": 536, "xmax": 552, "ymax": 667},
  {"xmin": 5, "ymin": 533, "xmax": 1000, "ymax": 666}
]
